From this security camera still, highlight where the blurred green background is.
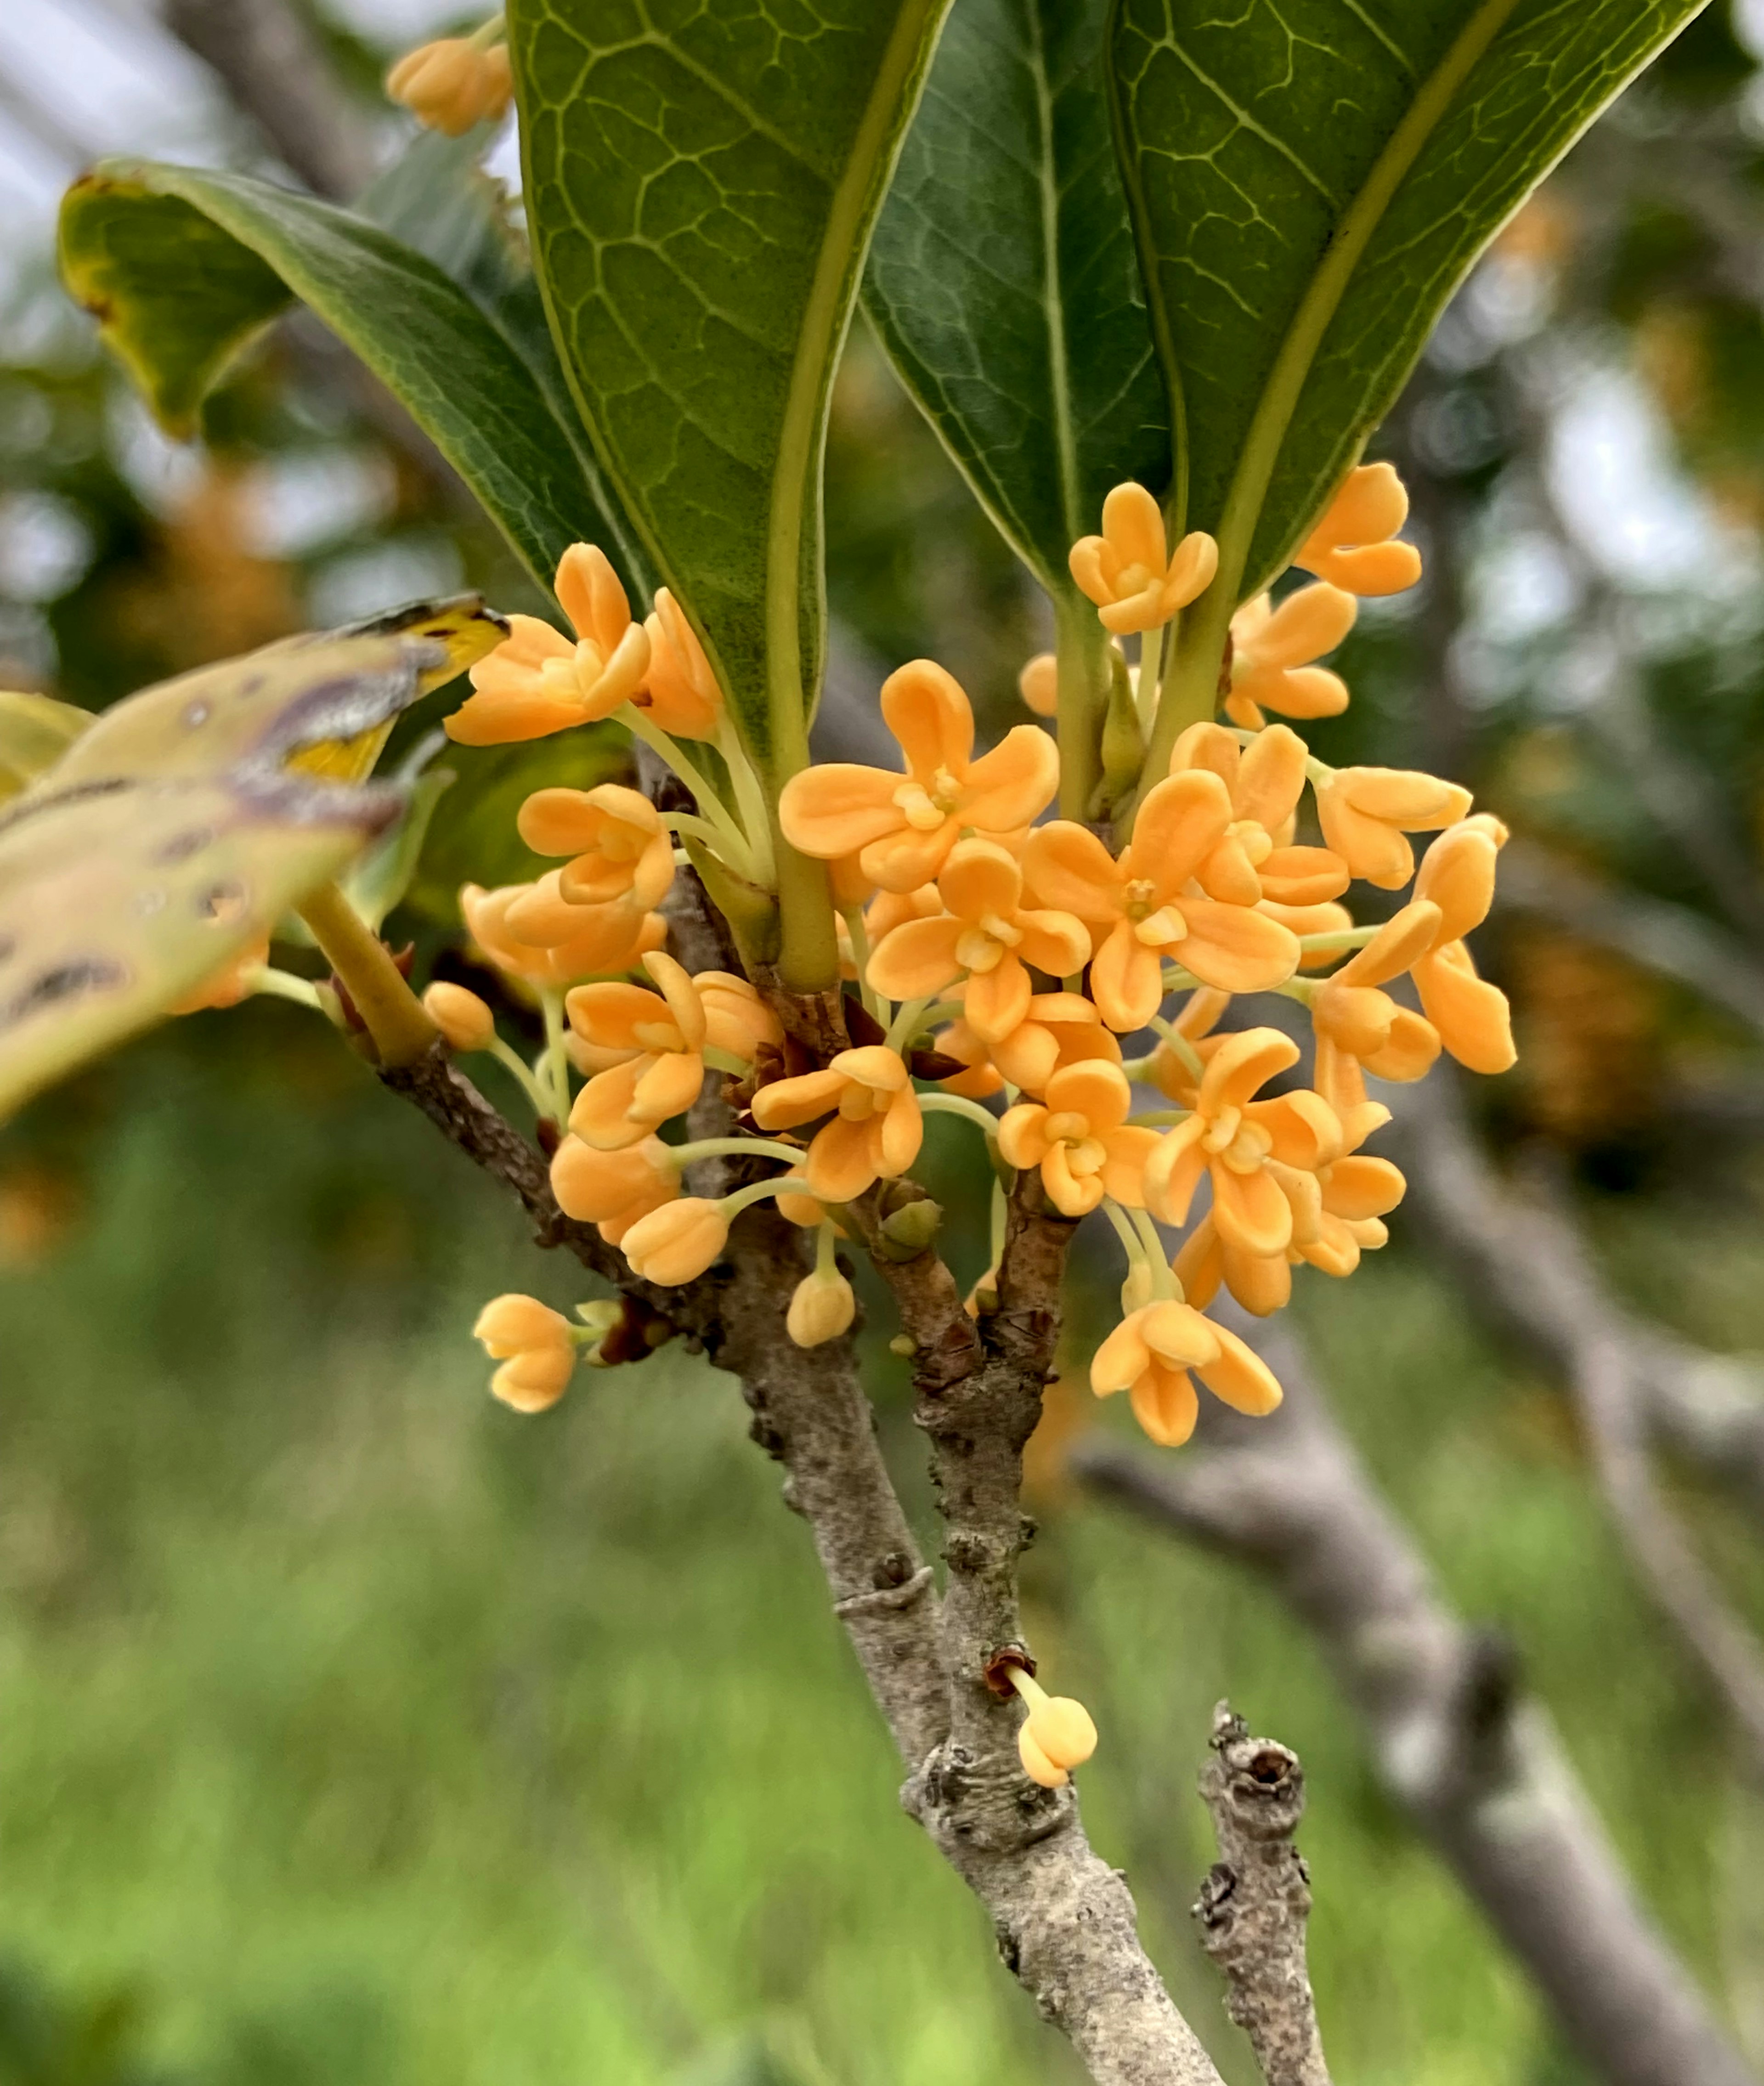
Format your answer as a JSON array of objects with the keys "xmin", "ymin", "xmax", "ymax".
[{"xmin": 6, "ymin": 4, "xmax": 1764, "ymax": 2082}]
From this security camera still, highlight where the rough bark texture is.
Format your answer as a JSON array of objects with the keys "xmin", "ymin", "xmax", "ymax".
[
  {"xmin": 1195, "ymin": 1706, "xmax": 1330, "ymax": 2086},
  {"xmin": 1077, "ymin": 1317, "xmax": 1760, "ymax": 2086},
  {"xmin": 375, "ymin": 838, "xmax": 1228, "ymax": 2085}
]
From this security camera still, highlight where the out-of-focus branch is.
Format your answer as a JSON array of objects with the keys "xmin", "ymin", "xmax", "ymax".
[
  {"xmin": 1195, "ymin": 1704, "xmax": 1331, "ymax": 2086},
  {"xmin": 158, "ymin": 0, "xmax": 375, "ymax": 199},
  {"xmin": 1076, "ymin": 1318, "xmax": 1761, "ymax": 2086},
  {"xmin": 1494, "ymin": 839, "xmax": 1764, "ymax": 1046},
  {"xmin": 1390, "ymin": 1071, "xmax": 1764, "ymax": 1513}
]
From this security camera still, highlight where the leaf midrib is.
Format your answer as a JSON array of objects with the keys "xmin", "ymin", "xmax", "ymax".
[
  {"xmin": 1210, "ymin": 0, "xmax": 1524, "ymax": 606},
  {"xmin": 764, "ymin": 0, "xmax": 946, "ymax": 781}
]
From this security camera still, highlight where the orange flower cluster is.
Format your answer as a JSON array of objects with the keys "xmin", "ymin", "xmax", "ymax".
[{"xmin": 442, "ymin": 469, "xmax": 1512, "ymax": 1459}]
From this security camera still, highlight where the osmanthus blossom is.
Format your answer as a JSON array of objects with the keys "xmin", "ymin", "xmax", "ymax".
[
  {"xmin": 565, "ymin": 953, "xmax": 780, "ymax": 1148},
  {"xmin": 1023, "ymin": 769, "xmax": 1300, "ymax": 1030},
  {"xmin": 518, "ymin": 785, "xmax": 676, "ymax": 910},
  {"xmin": 386, "ymin": 35, "xmax": 512, "ymax": 135},
  {"xmin": 1067, "ymin": 481, "xmax": 1218, "ymax": 635},
  {"xmin": 749, "ymin": 1044, "xmax": 925, "ymax": 1202},
  {"xmin": 1174, "ymin": 1099, "xmax": 1407, "ymax": 1316},
  {"xmin": 1314, "ymin": 764, "xmax": 1473, "ymax": 889},
  {"xmin": 462, "ymin": 879, "xmax": 666, "ymax": 989},
  {"xmin": 1091, "ymin": 1299, "xmax": 1283, "ymax": 1448},
  {"xmin": 997, "ymin": 1060, "xmax": 1160, "ymax": 1217},
  {"xmin": 1224, "ymin": 583, "xmax": 1357, "ymax": 729},
  {"xmin": 435, "ymin": 458, "xmax": 1510, "ymax": 1524},
  {"xmin": 1169, "ymin": 721, "xmax": 1349, "ymax": 907},
  {"xmin": 865, "ymin": 837, "xmax": 1090, "ymax": 1044},
  {"xmin": 472, "ymin": 1294, "xmax": 579, "ymax": 1413},
  {"xmin": 938, "ymin": 991, "xmax": 1121, "ymax": 1099},
  {"xmin": 1294, "ymin": 463, "xmax": 1423, "ymax": 596},
  {"xmin": 1143, "ymin": 1028, "xmax": 1339, "ymax": 1261},
  {"xmin": 1410, "ymin": 815, "xmax": 1518, "ymax": 1075},
  {"xmin": 779, "ymin": 659, "xmax": 1058, "ymax": 893}
]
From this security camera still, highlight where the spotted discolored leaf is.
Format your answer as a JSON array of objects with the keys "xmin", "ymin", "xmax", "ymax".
[
  {"xmin": 0, "ymin": 692, "xmax": 93, "ymax": 806},
  {"xmin": 51, "ymin": 596, "xmax": 507, "ymax": 792},
  {"xmin": 0, "ymin": 776, "xmax": 397, "ymax": 1122},
  {"xmin": 1111, "ymin": 0, "xmax": 1711, "ymax": 602},
  {"xmin": 509, "ymin": 0, "xmax": 953, "ymax": 774},
  {"xmin": 0, "ymin": 599, "xmax": 507, "ymax": 1119}
]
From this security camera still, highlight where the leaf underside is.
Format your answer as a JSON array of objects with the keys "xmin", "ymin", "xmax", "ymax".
[
  {"xmin": 1111, "ymin": 0, "xmax": 1711, "ymax": 593},
  {"xmin": 57, "ymin": 162, "xmax": 631, "ymax": 595},
  {"xmin": 865, "ymin": 0, "xmax": 1170, "ymax": 595},
  {"xmin": 509, "ymin": 0, "xmax": 952, "ymax": 771}
]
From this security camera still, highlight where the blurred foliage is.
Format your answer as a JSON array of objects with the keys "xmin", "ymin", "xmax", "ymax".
[{"xmin": 6, "ymin": 3, "xmax": 1764, "ymax": 2081}]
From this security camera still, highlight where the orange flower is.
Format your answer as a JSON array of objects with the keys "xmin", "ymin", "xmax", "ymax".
[
  {"xmin": 997, "ymin": 1060, "xmax": 1159, "ymax": 1216},
  {"xmin": 1146, "ymin": 986, "xmax": 1233, "ymax": 1102},
  {"xmin": 1170, "ymin": 721, "xmax": 1348, "ymax": 907},
  {"xmin": 619, "ymin": 1197, "xmax": 730, "ymax": 1283},
  {"xmin": 472, "ymin": 1293, "xmax": 576, "ymax": 1413},
  {"xmin": 778, "ymin": 660, "xmax": 1058, "ymax": 893},
  {"xmin": 1009, "ymin": 1670, "xmax": 1098, "ymax": 1788},
  {"xmin": 749, "ymin": 1045, "xmax": 923, "ymax": 1202},
  {"xmin": 1314, "ymin": 765, "xmax": 1472, "ymax": 889},
  {"xmin": 517, "ymin": 784, "xmax": 675, "ymax": 910},
  {"xmin": 1175, "ymin": 1101, "xmax": 1405, "ymax": 1315},
  {"xmin": 640, "ymin": 588, "xmax": 723, "ymax": 739},
  {"xmin": 939, "ymin": 990, "xmax": 1121, "ymax": 1098},
  {"xmin": 446, "ymin": 544, "xmax": 650, "ymax": 744},
  {"xmin": 1410, "ymin": 817, "xmax": 1516, "ymax": 1074},
  {"xmin": 462, "ymin": 881, "xmax": 665, "ymax": 989},
  {"xmin": 1022, "ymin": 770, "xmax": 1300, "ymax": 1030},
  {"xmin": 1143, "ymin": 1028, "xmax": 1340, "ymax": 1261},
  {"xmin": 1311, "ymin": 901, "xmax": 1443, "ymax": 1134},
  {"xmin": 866, "ymin": 838, "xmax": 1090, "ymax": 1044},
  {"xmin": 1294, "ymin": 464, "xmax": 1422, "ymax": 597},
  {"xmin": 1091, "ymin": 1299, "xmax": 1282, "ymax": 1447},
  {"xmin": 1224, "ymin": 584, "xmax": 1357, "ymax": 729},
  {"xmin": 1069, "ymin": 482, "xmax": 1218, "ymax": 635},
  {"xmin": 550, "ymin": 1134, "xmax": 680, "ymax": 1242},
  {"xmin": 565, "ymin": 952, "xmax": 779, "ymax": 1148},
  {"xmin": 386, "ymin": 37, "xmax": 512, "ymax": 135}
]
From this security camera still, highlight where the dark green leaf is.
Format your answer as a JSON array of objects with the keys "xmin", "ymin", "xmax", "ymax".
[
  {"xmin": 1111, "ymin": 0, "xmax": 1710, "ymax": 601},
  {"xmin": 509, "ymin": 0, "xmax": 952, "ymax": 774},
  {"xmin": 864, "ymin": 0, "xmax": 1169, "ymax": 595},
  {"xmin": 356, "ymin": 127, "xmax": 657, "ymax": 598},
  {"xmin": 57, "ymin": 161, "xmax": 628, "ymax": 594}
]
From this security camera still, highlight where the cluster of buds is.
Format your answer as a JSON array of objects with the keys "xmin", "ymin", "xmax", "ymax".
[{"xmin": 433, "ymin": 465, "xmax": 1511, "ymax": 1791}]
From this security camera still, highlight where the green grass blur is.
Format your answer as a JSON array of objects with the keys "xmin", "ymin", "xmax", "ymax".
[{"xmin": 2, "ymin": 1004, "xmax": 1760, "ymax": 2084}]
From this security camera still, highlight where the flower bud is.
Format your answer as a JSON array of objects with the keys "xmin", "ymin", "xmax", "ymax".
[
  {"xmin": 473, "ymin": 1293, "xmax": 572, "ymax": 1358},
  {"xmin": 786, "ymin": 1267, "xmax": 856, "ymax": 1347},
  {"xmin": 1018, "ymin": 651, "xmax": 1057, "ymax": 717},
  {"xmin": 490, "ymin": 1344, "xmax": 574, "ymax": 1413},
  {"xmin": 423, "ymin": 981, "xmax": 495, "ymax": 1052},
  {"xmin": 619, "ymin": 1197, "xmax": 729, "ymax": 1283},
  {"xmin": 386, "ymin": 37, "xmax": 512, "ymax": 136},
  {"xmin": 1026, "ymin": 1695, "xmax": 1098, "ymax": 1771}
]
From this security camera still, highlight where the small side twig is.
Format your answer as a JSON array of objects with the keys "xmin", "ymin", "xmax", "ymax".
[{"xmin": 1196, "ymin": 1704, "xmax": 1330, "ymax": 2086}]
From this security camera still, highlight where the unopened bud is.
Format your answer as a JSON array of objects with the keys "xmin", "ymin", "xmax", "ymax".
[
  {"xmin": 1010, "ymin": 1668, "xmax": 1098, "ymax": 1787},
  {"xmin": 490, "ymin": 1344, "xmax": 574, "ymax": 1413},
  {"xmin": 423, "ymin": 980, "xmax": 495, "ymax": 1052},
  {"xmin": 786, "ymin": 1267, "xmax": 855, "ymax": 1348},
  {"xmin": 1018, "ymin": 651, "xmax": 1057, "ymax": 717},
  {"xmin": 620, "ymin": 1197, "xmax": 729, "ymax": 1284},
  {"xmin": 473, "ymin": 1293, "xmax": 571, "ymax": 1357}
]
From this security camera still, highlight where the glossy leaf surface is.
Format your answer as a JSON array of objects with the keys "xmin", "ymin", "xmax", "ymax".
[
  {"xmin": 509, "ymin": 0, "xmax": 952, "ymax": 771},
  {"xmin": 1111, "ymin": 0, "xmax": 1709, "ymax": 596},
  {"xmin": 59, "ymin": 163, "xmax": 627, "ymax": 592},
  {"xmin": 865, "ymin": 0, "xmax": 1169, "ymax": 593}
]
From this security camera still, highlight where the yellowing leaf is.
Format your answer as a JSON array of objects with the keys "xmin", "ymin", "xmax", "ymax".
[
  {"xmin": 0, "ymin": 776, "xmax": 396, "ymax": 1122},
  {"xmin": 0, "ymin": 692, "xmax": 94, "ymax": 806}
]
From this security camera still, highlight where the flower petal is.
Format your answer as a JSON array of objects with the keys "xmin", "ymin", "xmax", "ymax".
[
  {"xmin": 937, "ymin": 837, "xmax": 1022, "ymax": 925},
  {"xmin": 1178, "ymin": 898, "xmax": 1300, "ymax": 995},
  {"xmin": 867, "ymin": 915, "xmax": 965, "ymax": 1001},
  {"xmin": 960, "ymin": 726, "xmax": 1061, "ymax": 833},
  {"xmin": 780, "ymin": 765, "xmax": 907, "ymax": 858},
  {"xmin": 1088, "ymin": 920, "xmax": 1164, "ymax": 1032},
  {"xmin": 1210, "ymin": 1159, "xmax": 1293, "ymax": 1258},
  {"xmin": 881, "ymin": 658, "xmax": 973, "ymax": 776},
  {"xmin": 1128, "ymin": 769, "xmax": 1233, "ymax": 895},
  {"xmin": 1021, "ymin": 821, "xmax": 1123, "ymax": 918},
  {"xmin": 1196, "ymin": 1324, "xmax": 1283, "ymax": 1416},
  {"xmin": 1131, "ymin": 1363, "xmax": 1200, "ymax": 1447}
]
